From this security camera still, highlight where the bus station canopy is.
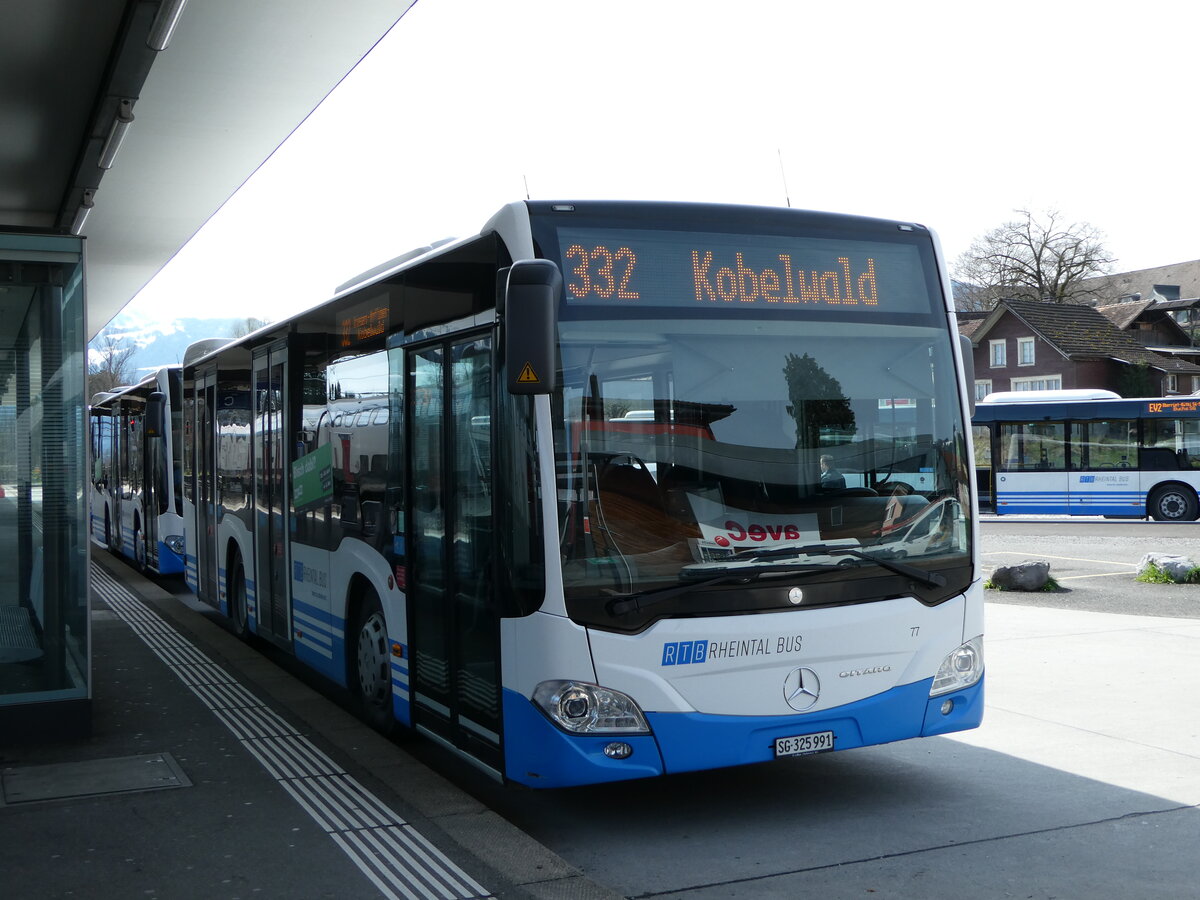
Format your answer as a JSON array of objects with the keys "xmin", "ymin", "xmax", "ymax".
[{"xmin": 0, "ymin": 0, "xmax": 413, "ymax": 340}]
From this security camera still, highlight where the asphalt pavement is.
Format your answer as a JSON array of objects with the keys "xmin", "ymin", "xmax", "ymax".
[{"xmin": 979, "ymin": 518, "xmax": 1200, "ymax": 618}]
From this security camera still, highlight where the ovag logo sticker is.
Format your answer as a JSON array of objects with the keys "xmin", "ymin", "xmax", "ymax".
[{"xmin": 661, "ymin": 640, "xmax": 709, "ymax": 666}]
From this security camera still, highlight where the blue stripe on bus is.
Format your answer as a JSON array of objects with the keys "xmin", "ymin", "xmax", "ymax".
[
  {"xmin": 292, "ymin": 598, "xmax": 345, "ymax": 683},
  {"xmin": 391, "ymin": 656, "xmax": 412, "ymax": 727},
  {"xmin": 995, "ymin": 489, "xmax": 1146, "ymax": 515},
  {"xmin": 995, "ymin": 503, "xmax": 1071, "ymax": 514},
  {"xmin": 997, "ymin": 493, "xmax": 1143, "ymax": 499},
  {"xmin": 155, "ymin": 541, "xmax": 185, "ymax": 575},
  {"xmin": 501, "ymin": 676, "xmax": 984, "ymax": 789}
]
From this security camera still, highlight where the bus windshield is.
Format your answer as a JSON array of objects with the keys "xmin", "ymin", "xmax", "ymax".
[
  {"xmin": 554, "ymin": 314, "xmax": 972, "ymax": 613},
  {"xmin": 528, "ymin": 206, "xmax": 974, "ymax": 626}
]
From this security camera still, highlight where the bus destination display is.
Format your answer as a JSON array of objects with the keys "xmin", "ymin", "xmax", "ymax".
[
  {"xmin": 1146, "ymin": 398, "xmax": 1200, "ymax": 415},
  {"xmin": 339, "ymin": 299, "xmax": 389, "ymax": 349},
  {"xmin": 556, "ymin": 227, "xmax": 933, "ymax": 313}
]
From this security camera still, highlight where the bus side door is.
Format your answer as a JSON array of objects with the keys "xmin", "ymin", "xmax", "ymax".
[
  {"xmin": 996, "ymin": 420, "xmax": 1069, "ymax": 514},
  {"xmin": 195, "ymin": 366, "xmax": 219, "ymax": 604},
  {"xmin": 252, "ymin": 343, "xmax": 291, "ymax": 645}
]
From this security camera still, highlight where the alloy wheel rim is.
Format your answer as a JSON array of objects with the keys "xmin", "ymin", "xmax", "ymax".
[{"xmin": 357, "ymin": 613, "xmax": 388, "ymax": 703}]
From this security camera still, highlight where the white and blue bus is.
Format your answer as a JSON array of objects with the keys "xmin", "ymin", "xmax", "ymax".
[
  {"xmin": 973, "ymin": 391, "xmax": 1200, "ymax": 519},
  {"xmin": 180, "ymin": 200, "xmax": 983, "ymax": 788},
  {"xmin": 89, "ymin": 366, "xmax": 186, "ymax": 574}
]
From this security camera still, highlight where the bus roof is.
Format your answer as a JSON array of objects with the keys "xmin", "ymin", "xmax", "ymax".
[
  {"xmin": 978, "ymin": 389, "xmax": 1120, "ymax": 404},
  {"xmin": 973, "ymin": 394, "xmax": 1200, "ymax": 423},
  {"xmin": 179, "ymin": 199, "xmax": 945, "ymax": 372}
]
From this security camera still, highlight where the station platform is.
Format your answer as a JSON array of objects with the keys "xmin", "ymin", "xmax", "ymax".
[{"xmin": 0, "ymin": 551, "xmax": 621, "ymax": 900}]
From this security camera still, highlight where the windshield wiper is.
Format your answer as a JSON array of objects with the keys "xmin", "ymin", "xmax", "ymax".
[
  {"xmin": 733, "ymin": 543, "xmax": 946, "ymax": 589},
  {"xmin": 605, "ymin": 564, "xmax": 844, "ymax": 616}
]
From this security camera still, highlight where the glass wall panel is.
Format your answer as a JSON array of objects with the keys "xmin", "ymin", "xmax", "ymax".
[{"xmin": 0, "ymin": 234, "xmax": 89, "ymax": 725}]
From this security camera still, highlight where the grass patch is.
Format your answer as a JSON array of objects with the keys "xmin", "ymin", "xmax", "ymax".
[{"xmin": 1136, "ymin": 562, "xmax": 1200, "ymax": 585}]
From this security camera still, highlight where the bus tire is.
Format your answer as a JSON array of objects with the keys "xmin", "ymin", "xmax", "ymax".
[
  {"xmin": 352, "ymin": 589, "xmax": 394, "ymax": 734},
  {"xmin": 228, "ymin": 553, "xmax": 250, "ymax": 640},
  {"xmin": 1148, "ymin": 484, "xmax": 1199, "ymax": 522}
]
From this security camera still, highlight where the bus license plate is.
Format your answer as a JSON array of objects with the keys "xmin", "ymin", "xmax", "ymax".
[{"xmin": 774, "ymin": 731, "xmax": 835, "ymax": 757}]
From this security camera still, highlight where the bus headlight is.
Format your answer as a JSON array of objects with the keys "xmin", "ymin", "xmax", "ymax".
[
  {"xmin": 930, "ymin": 636, "xmax": 983, "ymax": 696},
  {"xmin": 164, "ymin": 535, "xmax": 185, "ymax": 555},
  {"xmin": 532, "ymin": 680, "xmax": 650, "ymax": 734}
]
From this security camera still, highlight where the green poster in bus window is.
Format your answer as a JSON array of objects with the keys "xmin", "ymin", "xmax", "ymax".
[{"xmin": 292, "ymin": 443, "xmax": 333, "ymax": 513}]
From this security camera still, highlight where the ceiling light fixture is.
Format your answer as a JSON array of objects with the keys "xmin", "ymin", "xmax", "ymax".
[
  {"xmin": 98, "ymin": 100, "xmax": 135, "ymax": 170},
  {"xmin": 71, "ymin": 190, "xmax": 96, "ymax": 236},
  {"xmin": 147, "ymin": 0, "xmax": 190, "ymax": 51}
]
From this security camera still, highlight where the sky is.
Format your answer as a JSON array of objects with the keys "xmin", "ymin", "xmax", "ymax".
[{"xmin": 111, "ymin": 0, "xmax": 1200, "ymax": 338}]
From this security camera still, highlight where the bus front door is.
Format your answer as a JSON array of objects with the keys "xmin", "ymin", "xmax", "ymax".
[
  {"xmin": 407, "ymin": 334, "xmax": 502, "ymax": 775},
  {"xmin": 253, "ymin": 344, "xmax": 291, "ymax": 645}
]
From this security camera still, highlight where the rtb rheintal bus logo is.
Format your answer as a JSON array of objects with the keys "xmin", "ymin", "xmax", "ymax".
[{"xmin": 661, "ymin": 635, "xmax": 803, "ymax": 666}]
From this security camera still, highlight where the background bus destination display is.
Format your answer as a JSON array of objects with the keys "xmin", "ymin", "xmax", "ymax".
[{"xmin": 556, "ymin": 227, "xmax": 932, "ymax": 313}]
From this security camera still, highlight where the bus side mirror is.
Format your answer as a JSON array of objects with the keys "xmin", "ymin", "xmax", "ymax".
[
  {"xmin": 145, "ymin": 391, "xmax": 166, "ymax": 438},
  {"xmin": 504, "ymin": 259, "xmax": 560, "ymax": 395},
  {"xmin": 959, "ymin": 335, "xmax": 976, "ymax": 415}
]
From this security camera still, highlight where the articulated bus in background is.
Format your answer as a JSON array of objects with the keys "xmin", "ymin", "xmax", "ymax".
[
  {"xmin": 89, "ymin": 365, "xmax": 186, "ymax": 574},
  {"xmin": 973, "ymin": 389, "xmax": 1200, "ymax": 520},
  {"xmin": 180, "ymin": 200, "xmax": 983, "ymax": 788}
]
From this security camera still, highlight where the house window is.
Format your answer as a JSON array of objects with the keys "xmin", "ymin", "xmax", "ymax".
[
  {"xmin": 1011, "ymin": 375, "xmax": 1062, "ymax": 391},
  {"xmin": 974, "ymin": 380, "xmax": 992, "ymax": 401},
  {"xmin": 989, "ymin": 340, "xmax": 1007, "ymax": 367},
  {"xmin": 1166, "ymin": 373, "xmax": 1178, "ymax": 393},
  {"xmin": 1017, "ymin": 337, "xmax": 1035, "ymax": 366}
]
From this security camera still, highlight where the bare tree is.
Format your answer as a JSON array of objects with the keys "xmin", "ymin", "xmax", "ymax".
[
  {"xmin": 230, "ymin": 317, "xmax": 270, "ymax": 338},
  {"xmin": 87, "ymin": 334, "xmax": 136, "ymax": 398},
  {"xmin": 953, "ymin": 209, "xmax": 1116, "ymax": 311}
]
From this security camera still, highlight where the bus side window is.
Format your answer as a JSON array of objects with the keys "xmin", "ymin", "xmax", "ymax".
[
  {"xmin": 1000, "ymin": 422, "xmax": 1065, "ymax": 471},
  {"xmin": 327, "ymin": 350, "xmax": 389, "ymax": 542}
]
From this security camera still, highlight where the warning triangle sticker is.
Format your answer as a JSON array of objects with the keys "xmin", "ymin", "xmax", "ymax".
[{"xmin": 517, "ymin": 362, "xmax": 540, "ymax": 384}]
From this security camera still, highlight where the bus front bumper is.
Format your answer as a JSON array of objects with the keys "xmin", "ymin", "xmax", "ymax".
[{"xmin": 502, "ymin": 676, "xmax": 984, "ymax": 789}]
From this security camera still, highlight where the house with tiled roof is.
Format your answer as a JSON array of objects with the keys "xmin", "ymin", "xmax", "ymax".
[
  {"xmin": 962, "ymin": 298, "xmax": 1200, "ymax": 400},
  {"xmin": 1078, "ymin": 260, "xmax": 1200, "ymax": 304},
  {"xmin": 1094, "ymin": 299, "xmax": 1200, "ymax": 368}
]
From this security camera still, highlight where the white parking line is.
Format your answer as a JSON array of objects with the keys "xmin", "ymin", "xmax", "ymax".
[
  {"xmin": 1054, "ymin": 571, "xmax": 1139, "ymax": 581},
  {"xmin": 982, "ymin": 550, "xmax": 1139, "ymax": 568}
]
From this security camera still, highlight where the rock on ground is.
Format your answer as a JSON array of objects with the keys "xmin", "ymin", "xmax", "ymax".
[
  {"xmin": 1137, "ymin": 553, "xmax": 1198, "ymax": 583},
  {"xmin": 990, "ymin": 560, "xmax": 1050, "ymax": 591}
]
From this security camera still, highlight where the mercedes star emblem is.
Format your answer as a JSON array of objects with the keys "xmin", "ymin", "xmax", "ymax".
[{"xmin": 783, "ymin": 666, "xmax": 821, "ymax": 711}]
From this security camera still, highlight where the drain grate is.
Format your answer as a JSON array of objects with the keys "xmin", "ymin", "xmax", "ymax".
[{"xmin": 1, "ymin": 752, "xmax": 191, "ymax": 805}]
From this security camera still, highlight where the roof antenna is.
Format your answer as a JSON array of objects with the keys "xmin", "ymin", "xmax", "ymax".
[
  {"xmin": 523, "ymin": 175, "xmax": 531, "ymax": 200},
  {"xmin": 777, "ymin": 149, "xmax": 792, "ymax": 208}
]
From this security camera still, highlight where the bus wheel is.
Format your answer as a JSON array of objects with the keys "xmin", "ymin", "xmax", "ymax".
[
  {"xmin": 228, "ymin": 555, "xmax": 249, "ymax": 640},
  {"xmin": 1148, "ymin": 485, "xmax": 1199, "ymax": 521},
  {"xmin": 352, "ymin": 590, "xmax": 394, "ymax": 734}
]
